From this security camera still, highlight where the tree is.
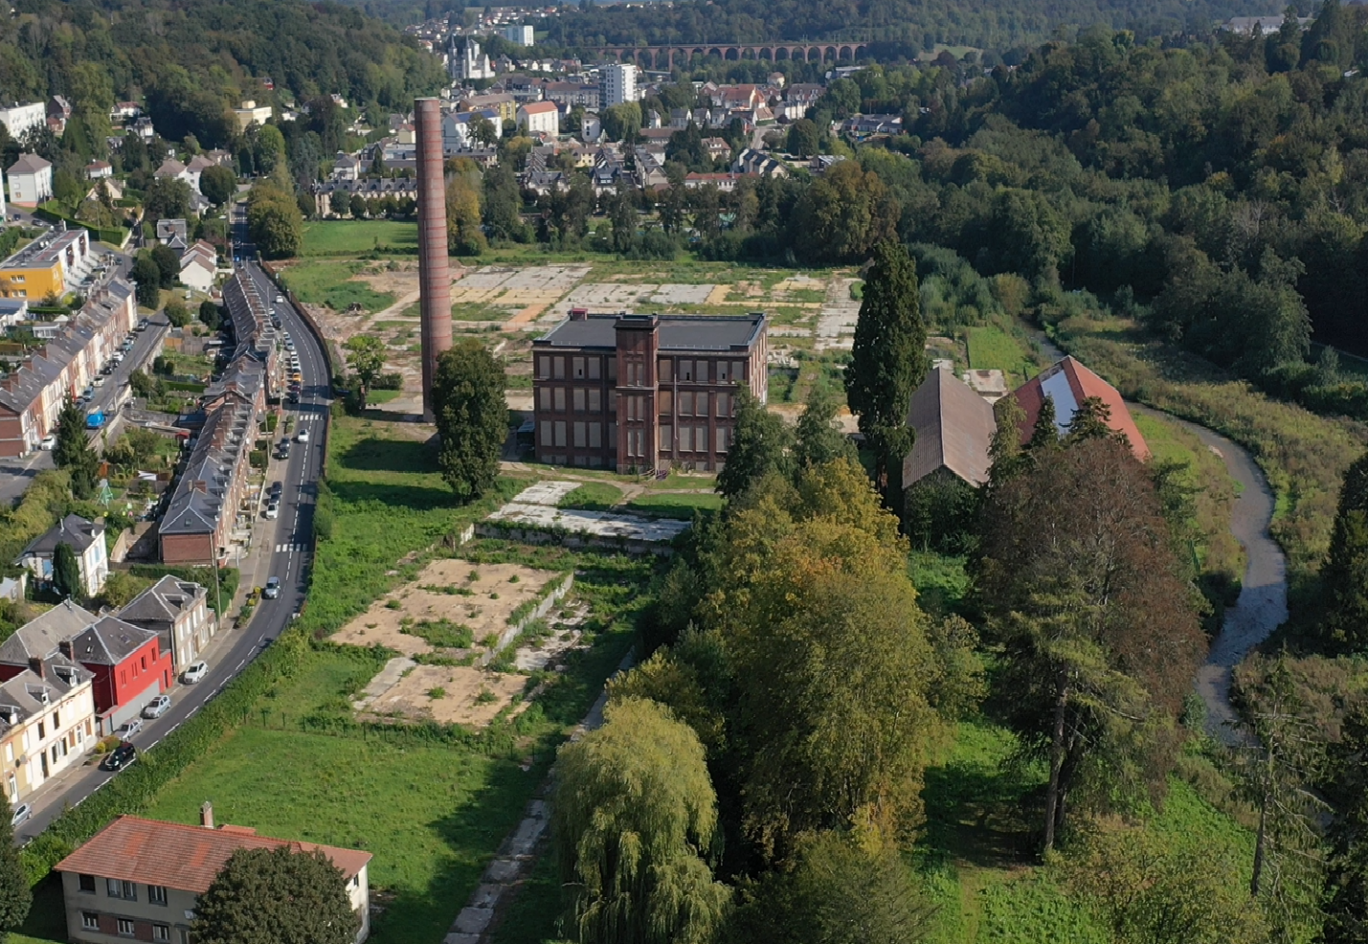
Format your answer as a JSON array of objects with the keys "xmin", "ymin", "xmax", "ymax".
[
  {"xmin": 53, "ymin": 542, "xmax": 82, "ymax": 600},
  {"xmin": 482, "ymin": 163, "xmax": 527, "ymax": 243},
  {"xmin": 0, "ymin": 798, "xmax": 30, "ymax": 938},
  {"xmin": 600, "ymin": 102, "xmax": 642, "ymax": 143},
  {"xmin": 246, "ymin": 184, "xmax": 303, "ymax": 259},
  {"xmin": 725, "ymin": 830, "xmax": 934, "ymax": 944},
  {"xmin": 131, "ymin": 253, "xmax": 162, "ymax": 309},
  {"xmin": 785, "ymin": 118, "xmax": 821, "ymax": 158},
  {"xmin": 164, "ymin": 299, "xmax": 190, "ymax": 328},
  {"xmin": 150, "ymin": 243, "xmax": 180, "ymax": 289},
  {"xmin": 199, "ymin": 299, "xmax": 223, "ymax": 330},
  {"xmin": 976, "ymin": 436, "xmax": 1206, "ymax": 852},
  {"xmin": 142, "ymin": 177, "xmax": 193, "ymax": 223},
  {"xmin": 191, "ymin": 845, "xmax": 358, "ymax": 944},
  {"xmin": 53, "ymin": 395, "xmax": 99, "ymax": 498},
  {"xmin": 446, "ymin": 166, "xmax": 487, "ymax": 256},
  {"xmin": 716, "ymin": 388, "xmax": 793, "ymax": 499},
  {"xmin": 845, "ymin": 240, "xmax": 927, "ymax": 501},
  {"xmin": 792, "ymin": 161, "xmax": 899, "ymax": 264},
  {"xmin": 1061, "ymin": 817, "xmax": 1269, "ymax": 944},
  {"xmin": 793, "ymin": 388, "xmax": 855, "ymax": 470},
  {"xmin": 432, "ymin": 339, "xmax": 507, "ymax": 501},
  {"xmin": 344, "ymin": 335, "xmax": 387, "ymax": 409},
  {"xmin": 554, "ymin": 697, "xmax": 730, "ymax": 944},
  {"xmin": 1323, "ymin": 699, "xmax": 1368, "ymax": 944},
  {"xmin": 702, "ymin": 459, "xmax": 942, "ymax": 857},
  {"xmin": 199, "ymin": 165, "xmax": 237, "ymax": 206},
  {"xmin": 469, "ymin": 114, "xmax": 499, "ymax": 148},
  {"xmin": 1321, "ymin": 449, "xmax": 1368, "ymax": 652}
]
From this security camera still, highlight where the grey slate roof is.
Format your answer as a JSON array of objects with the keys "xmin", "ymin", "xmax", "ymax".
[
  {"xmin": 119, "ymin": 575, "xmax": 205, "ymax": 627},
  {"xmin": 19, "ymin": 514, "xmax": 104, "ymax": 558},
  {"xmin": 0, "ymin": 660, "xmax": 92, "ymax": 731},
  {"xmin": 903, "ymin": 366, "xmax": 997, "ymax": 488},
  {"xmin": 537, "ymin": 312, "xmax": 766, "ymax": 353},
  {"xmin": 68, "ymin": 616, "xmax": 157, "ymax": 666},
  {"xmin": 0, "ymin": 599, "xmax": 99, "ymax": 664},
  {"xmin": 7, "ymin": 153, "xmax": 51, "ymax": 175}
]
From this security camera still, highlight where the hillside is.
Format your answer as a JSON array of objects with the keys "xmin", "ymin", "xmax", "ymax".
[{"xmin": 0, "ymin": 0, "xmax": 444, "ymax": 149}]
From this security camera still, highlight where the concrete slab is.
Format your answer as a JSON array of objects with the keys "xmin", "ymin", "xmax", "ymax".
[
  {"xmin": 507, "ymin": 815, "xmax": 548, "ymax": 855},
  {"xmin": 484, "ymin": 858, "xmax": 521, "ymax": 882},
  {"xmin": 453, "ymin": 907, "xmax": 494, "ymax": 935},
  {"xmin": 489, "ymin": 502, "xmax": 692, "ymax": 543},
  {"xmin": 350, "ymin": 656, "xmax": 415, "ymax": 712},
  {"xmin": 513, "ymin": 480, "xmax": 580, "ymax": 505},
  {"xmin": 444, "ymin": 933, "xmax": 481, "ymax": 944}
]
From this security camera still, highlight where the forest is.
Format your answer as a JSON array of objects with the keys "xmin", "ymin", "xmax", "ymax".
[{"xmin": 0, "ymin": 0, "xmax": 444, "ymax": 150}]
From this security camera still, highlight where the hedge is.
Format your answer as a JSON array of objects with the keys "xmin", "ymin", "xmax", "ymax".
[
  {"xmin": 20, "ymin": 629, "xmax": 310, "ymax": 885},
  {"xmin": 32, "ymin": 205, "xmax": 127, "ymax": 247}
]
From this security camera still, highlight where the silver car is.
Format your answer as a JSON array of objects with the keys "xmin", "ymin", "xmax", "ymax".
[{"xmin": 141, "ymin": 695, "xmax": 172, "ymax": 719}]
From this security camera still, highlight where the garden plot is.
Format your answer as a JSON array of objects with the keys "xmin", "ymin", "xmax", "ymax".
[
  {"xmin": 358, "ymin": 663, "xmax": 530, "ymax": 727},
  {"xmin": 485, "ymin": 481, "xmax": 693, "ymax": 546},
  {"xmin": 331, "ymin": 558, "xmax": 565, "ymax": 658}
]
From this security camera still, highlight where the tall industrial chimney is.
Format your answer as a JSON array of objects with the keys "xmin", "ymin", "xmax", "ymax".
[{"xmin": 415, "ymin": 97, "xmax": 452, "ymax": 421}]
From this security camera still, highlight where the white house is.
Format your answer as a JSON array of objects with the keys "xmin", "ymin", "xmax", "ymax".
[
  {"xmin": 0, "ymin": 102, "xmax": 47, "ymax": 141},
  {"xmin": 178, "ymin": 241, "xmax": 217, "ymax": 293},
  {"xmin": 15, "ymin": 514, "xmax": 109, "ymax": 598},
  {"xmin": 232, "ymin": 100, "xmax": 273, "ymax": 132},
  {"xmin": 6, "ymin": 154, "xmax": 53, "ymax": 206},
  {"xmin": 517, "ymin": 101, "xmax": 560, "ymax": 136},
  {"xmin": 85, "ymin": 161, "xmax": 113, "ymax": 180},
  {"xmin": 441, "ymin": 110, "xmax": 503, "ymax": 153}
]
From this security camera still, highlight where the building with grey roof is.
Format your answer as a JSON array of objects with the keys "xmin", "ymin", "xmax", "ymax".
[
  {"xmin": 119, "ymin": 575, "xmax": 213, "ymax": 672},
  {"xmin": 902, "ymin": 366, "xmax": 998, "ymax": 489},
  {"xmin": 531, "ymin": 309, "xmax": 768, "ymax": 473},
  {"xmin": 14, "ymin": 514, "xmax": 109, "ymax": 598}
]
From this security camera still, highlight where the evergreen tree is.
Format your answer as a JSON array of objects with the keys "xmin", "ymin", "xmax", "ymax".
[
  {"xmin": 191, "ymin": 846, "xmax": 357, "ymax": 944},
  {"xmin": 150, "ymin": 243, "xmax": 180, "ymax": 289},
  {"xmin": 432, "ymin": 339, "xmax": 507, "ymax": 501},
  {"xmin": 793, "ymin": 388, "xmax": 855, "ymax": 471},
  {"xmin": 52, "ymin": 395, "xmax": 99, "ymax": 498},
  {"xmin": 716, "ymin": 388, "xmax": 793, "ymax": 499},
  {"xmin": 844, "ymin": 240, "xmax": 927, "ymax": 502},
  {"xmin": 53, "ymin": 542, "xmax": 82, "ymax": 600},
  {"xmin": 131, "ymin": 253, "xmax": 162, "ymax": 310},
  {"xmin": 1323, "ymin": 699, "xmax": 1368, "ymax": 944},
  {"xmin": 1322, "ymin": 450, "xmax": 1368, "ymax": 652},
  {"xmin": 1026, "ymin": 395, "xmax": 1060, "ymax": 452},
  {"xmin": 0, "ymin": 799, "xmax": 31, "ymax": 938}
]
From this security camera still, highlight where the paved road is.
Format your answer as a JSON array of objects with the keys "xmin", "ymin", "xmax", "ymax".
[{"xmin": 14, "ymin": 236, "xmax": 332, "ymax": 842}]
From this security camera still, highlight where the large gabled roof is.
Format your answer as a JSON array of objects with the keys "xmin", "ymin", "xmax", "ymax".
[
  {"xmin": 1011, "ymin": 356, "xmax": 1149, "ymax": 460},
  {"xmin": 903, "ymin": 366, "xmax": 997, "ymax": 487},
  {"xmin": 0, "ymin": 599, "xmax": 99, "ymax": 665}
]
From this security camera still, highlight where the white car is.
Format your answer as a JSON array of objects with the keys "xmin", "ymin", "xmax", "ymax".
[
  {"xmin": 10, "ymin": 804, "xmax": 30, "ymax": 827},
  {"xmin": 265, "ymin": 501, "xmax": 280, "ymax": 519},
  {"xmin": 141, "ymin": 695, "xmax": 172, "ymax": 719},
  {"xmin": 115, "ymin": 719, "xmax": 143, "ymax": 739},
  {"xmin": 38, "ymin": 434, "xmax": 56, "ymax": 451},
  {"xmin": 296, "ymin": 428, "xmax": 309, "ymax": 443},
  {"xmin": 182, "ymin": 661, "xmax": 208, "ymax": 684},
  {"xmin": 275, "ymin": 294, "xmax": 283, "ymax": 303}
]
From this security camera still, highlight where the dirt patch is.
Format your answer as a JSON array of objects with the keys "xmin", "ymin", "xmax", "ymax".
[
  {"xmin": 363, "ymin": 664, "xmax": 530, "ymax": 726},
  {"xmin": 332, "ymin": 558, "xmax": 565, "ymax": 657}
]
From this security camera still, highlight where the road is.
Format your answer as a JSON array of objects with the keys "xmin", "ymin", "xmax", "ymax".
[{"xmin": 15, "ymin": 230, "xmax": 333, "ymax": 842}]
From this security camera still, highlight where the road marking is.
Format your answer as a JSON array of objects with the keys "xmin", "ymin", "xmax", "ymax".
[
  {"xmin": 275, "ymin": 543, "xmax": 308, "ymax": 553},
  {"xmin": 236, "ymin": 658, "xmax": 247, "ymax": 670}
]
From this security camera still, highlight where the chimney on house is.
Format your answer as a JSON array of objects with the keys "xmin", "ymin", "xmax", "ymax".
[
  {"xmin": 200, "ymin": 801, "xmax": 214, "ymax": 829},
  {"xmin": 27, "ymin": 657, "xmax": 43, "ymax": 681},
  {"xmin": 58, "ymin": 640, "xmax": 73, "ymax": 660},
  {"xmin": 569, "ymin": 308, "xmax": 588, "ymax": 321}
]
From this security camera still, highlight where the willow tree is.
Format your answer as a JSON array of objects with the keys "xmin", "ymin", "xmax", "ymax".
[{"xmin": 554, "ymin": 697, "xmax": 730, "ymax": 944}]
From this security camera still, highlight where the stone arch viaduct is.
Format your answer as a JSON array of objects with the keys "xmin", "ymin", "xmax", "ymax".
[{"xmin": 590, "ymin": 43, "xmax": 869, "ymax": 70}]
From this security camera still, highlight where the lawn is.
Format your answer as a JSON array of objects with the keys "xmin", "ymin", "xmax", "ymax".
[
  {"xmin": 624, "ymin": 491, "xmax": 722, "ymax": 518},
  {"xmin": 280, "ymin": 260, "xmax": 396, "ymax": 314},
  {"xmin": 558, "ymin": 482, "xmax": 622, "ymax": 510},
  {"xmin": 300, "ymin": 220, "xmax": 419, "ymax": 256},
  {"xmin": 965, "ymin": 324, "xmax": 1041, "ymax": 387}
]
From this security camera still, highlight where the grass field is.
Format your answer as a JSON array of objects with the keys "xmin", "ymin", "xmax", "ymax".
[
  {"xmin": 558, "ymin": 482, "xmax": 622, "ymax": 510},
  {"xmin": 301, "ymin": 220, "xmax": 419, "ymax": 256},
  {"xmin": 624, "ymin": 491, "xmax": 723, "ymax": 518},
  {"xmin": 280, "ymin": 260, "xmax": 397, "ymax": 314},
  {"xmin": 965, "ymin": 324, "xmax": 1041, "ymax": 387}
]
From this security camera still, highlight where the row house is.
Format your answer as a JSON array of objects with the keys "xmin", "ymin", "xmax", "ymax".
[
  {"xmin": 733, "ymin": 148, "xmax": 790, "ymax": 178},
  {"xmin": 119, "ymin": 576, "xmax": 214, "ymax": 674},
  {"xmin": 531, "ymin": 310, "xmax": 768, "ymax": 473},
  {"xmin": 0, "ymin": 655, "xmax": 95, "ymax": 805},
  {"xmin": 0, "ymin": 277, "xmax": 136, "ymax": 456},
  {"xmin": 542, "ymin": 81, "xmax": 599, "ymax": 111},
  {"xmin": 57, "ymin": 809, "xmax": 373, "ymax": 944},
  {"xmin": 0, "ymin": 600, "xmax": 172, "ymax": 735}
]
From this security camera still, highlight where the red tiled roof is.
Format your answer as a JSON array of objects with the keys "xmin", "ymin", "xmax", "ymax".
[
  {"xmin": 55, "ymin": 816, "xmax": 371, "ymax": 894},
  {"xmin": 520, "ymin": 101, "xmax": 558, "ymax": 114},
  {"xmin": 1011, "ymin": 356, "xmax": 1149, "ymax": 460}
]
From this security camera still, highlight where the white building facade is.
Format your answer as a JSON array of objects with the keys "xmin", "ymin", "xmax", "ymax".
[
  {"xmin": 599, "ymin": 64, "xmax": 638, "ymax": 108},
  {"xmin": 0, "ymin": 102, "xmax": 47, "ymax": 140}
]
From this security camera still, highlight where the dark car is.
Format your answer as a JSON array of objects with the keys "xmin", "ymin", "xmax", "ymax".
[
  {"xmin": 100, "ymin": 741, "xmax": 137, "ymax": 772},
  {"xmin": 269, "ymin": 481, "xmax": 283, "ymax": 498}
]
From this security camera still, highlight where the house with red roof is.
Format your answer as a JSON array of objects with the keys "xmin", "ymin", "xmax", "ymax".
[
  {"xmin": 56, "ymin": 806, "xmax": 373, "ymax": 943},
  {"xmin": 1010, "ymin": 355, "xmax": 1149, "ymax": 460}
]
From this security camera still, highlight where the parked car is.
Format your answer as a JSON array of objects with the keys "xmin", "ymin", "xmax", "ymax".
[
  {"xmin": 182, "ymin": 661, "xmax": 208, "ymax": 684},
  {"xmin": 114, "ymin": 719, "xmax": 143, "ymax": 739},
  {"xmin": 263, "ymin": 576, "xmax": 281, "ymax": 599},
  {"xmin": 275, "ymin": 294, "xmax": 283, "ymax": 303},
  {"xmin": 296, "ymin": 428, "xmax": 309, "ymax": 443},
  {"xmin": 92, "ymin": 376, "xmax": 105, "ymax": 388},
  {"xmin": 100, "ymin": 741, "xmax": 137, "ymax": 772},
  {"xmin": 38, "ymin": 434, "xmax": 56, "ymax": 451},
  {"xmin": 265, "ymin": 501, "xmax": 279, "ymax": 519},
  {"xmin": 269, "ymin": 481, "xmax": 283, "ymax": 498},
  {"xmin": 10, "ymin": 803, "xmax": 30, "ymax": 827},
  {"xmin": 141, "ymin": 694, "xmax": 172, "ymax": 719}
]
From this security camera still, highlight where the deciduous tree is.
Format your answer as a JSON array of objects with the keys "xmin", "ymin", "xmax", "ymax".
[
  {"xmin": 344, "ymin": 335, "xmax": 387, "ymax": 409},
  {"xmin": 191, "ymin": 846, "xmax": 358, "ymax": 944},
  {"xmin": 131, "ymin": 253, "xmax": 162, "ymax": 309},
  {"xmin": 716, "ymin": 388, "xmax": 793, "ymax": 499},
  {"xmin": 0, "ymin": 798, "xmax": 30, "ymax": 938},
  {"xmin": 554, "ymin": 697, "xmax": 730, "ymax": 944},
  {"xmin": 199, "ymin": 165, "xmax": 237, "ymax": 207},
  {"xmin": 246, "ymin": 184, "xmax": 303, "ymax": 259},
  {"xmin": 431, "ymin": 339, "xmax": 506, "ymax": 501}
]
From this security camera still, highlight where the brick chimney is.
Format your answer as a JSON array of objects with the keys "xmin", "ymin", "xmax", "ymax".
[
  {"xmin": 58, "ymin": 640, "xmax": 73, "ymax": 660},
  {"xmin": 200, "ymin": 801, "xmax": 214, "ymax": 829},
  {"xmin": 27, "ymin": 657, "xmax": 42, "ymax": 681},
  {"xmin": 569, "ymin": 307, "xmax": 588, "ymax": 321}
]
